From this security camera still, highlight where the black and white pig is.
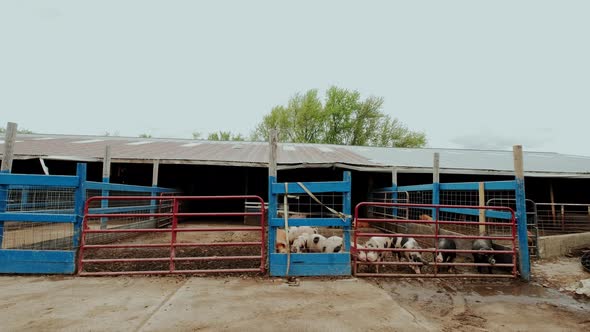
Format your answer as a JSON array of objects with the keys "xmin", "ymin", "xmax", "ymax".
[
  {"xmin": 472, "ymin": 238, "xmax": 496, "ymax": 274},
  {"xmin": 364, "ymin": 237, "xmax": 393, "ymax": 273},
  {"xmin": 320, "ymin": 236, "xmax": 344, "ymax": 253},
  {"xmin": 391, "ymin": 236, "xmax": 427, "ymax": 274},
  {"xmin": 435, "ymin": 238, "xmax": 457, "ymax": 272}
]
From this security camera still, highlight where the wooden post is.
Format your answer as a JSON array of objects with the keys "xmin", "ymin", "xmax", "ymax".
[
  {"xmin": 102, "ymin": 145, "xmax": 111, "ymax": 181},
  {"xmin": 0, "ymin": 122, "xmax": 16, "ymax": 247},
  {"xmin": 433, "ymin": 153, "xmax": 440, "ymax": 184},
  {"xmin": 479, "ymin": 182, "xmax": 486, "ymax": 235},
  {"xmin": 432, "ymin": 153, "xmax": 440, "ymax": 219},
  {"xmin": 100, "ymin": 146, "xmax": 111, "ymax": 229},
  {"xmin": 150, "ymin": 159, "xmax": 160, "ymax": 220},
  {"xmin": 549, "ymin": 183, "xmax": 556, "ymax": 225},
  {"xmin": 561, "ymin": 205, "xmax": 565, "ymax": 231},
  {"xmin": 73, "ymin": 163, "xmax": 87, "ymax": 248},
  {"xmin": 269, "ymin": 130, "xmax": 278, "ymax": 178},
  {"xmin": 267, "ymin": 129, "xmax": 278, "ymax": 266},
  {"xmin": 1, "ymin": 122, "xmax": 17, "ymax": 172},
  {"xmin": 392, "ymin": 168, "xmax": 398, "ymax": 187},
  {"xmin": 152, "ymin": 159, "xmax": 160, "ymax": 187},
  {"xmin": 513, "ymin": 145, "xmax": 530, "ymax": 281},
  {"xmin": 391, "ymin": 168, "xmax": 399, "ymax": 220}
]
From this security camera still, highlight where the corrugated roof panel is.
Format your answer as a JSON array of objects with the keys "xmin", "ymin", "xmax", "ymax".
[
  {"xmin": 3, "ymin": 134, "xmax": 590, "ymax": 177},
  {"xmin": 126, "ymin": 141, "xmax": 154, "ymax": 146},
  {"xmin": 180, "ymin": 142, "xmax": 202, "ymax": 147},
  {"xmin": 72, "ymin": 139, "xmax": 104, "ymax": 144}
]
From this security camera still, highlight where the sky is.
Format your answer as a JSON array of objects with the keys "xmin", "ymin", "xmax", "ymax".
[{"xmin": 1, "ymin": 1, "xmax": 589, "ymax": 155}]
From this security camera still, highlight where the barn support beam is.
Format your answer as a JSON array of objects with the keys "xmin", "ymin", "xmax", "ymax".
[
  {"xmin": 432, "ymin": 153, "xmax": 440, "ymax": 218},
  {"xmin": 479, "ymin": 182, "xmax": 486, "ymax": 234},
  {"xmin": 391, "ymin": 168, "xmax": 398, "ymax": 217},
  {"xmin": 151, "ymin": 159, "xmax": 160, "ymax": 216},
  {"xmin": 267, "ymin": 130, "xmax": 278, "ymax": 269},
  {"xmin": 100, "ymin": 146, "xmax": 111, "ymax": 229},
  {"xmin": 0, "ymin": 122, "xmax": 17, "ymax": 246},
  {"xmin": 73, "ymin": 163, "xmax": 87, "ymax": 248},
  {"xmin": 514, "ymin": 145, "xmax": 531, "ymax": 281}
]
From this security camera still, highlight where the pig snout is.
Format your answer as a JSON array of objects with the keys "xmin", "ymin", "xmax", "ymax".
[
  {"xmin": 489, "ymin": 256, "xmax": 496, "ymax": 265},
  {"xmin": 436, "ymin": 253, "xmax": 443, "ymax": 263}
]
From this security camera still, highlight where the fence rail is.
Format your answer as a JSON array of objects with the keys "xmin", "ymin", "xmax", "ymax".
[
  {"xmin": 78, "ymin": 195, "xmax": 266, "ymax": 276},
  {"xmin": 535, "ymin": 203, "xmax": 590, "ymax": 235},
  {"xmin": 353, "ymin": 202, "xmax": 518, "ymax": 278}
]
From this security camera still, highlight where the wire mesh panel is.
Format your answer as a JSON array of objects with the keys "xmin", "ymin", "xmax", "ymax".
[
  {"xmin": 486, "ymin": 198, "xmax": 538, "ymax": 256},
  {"xmin": 368, "ymin": 190, "xmax": 409, "ymax": 219},
  {"xmin": 7, "ymin": 186, "xmax": 75, "ymax": 213},
  {"xmin": 0, "ymin": 170, "xmax": 85, "ymax": 274},
  {"xmin": 435, "ymin": 186, "xmax": 516, "ymax": 241},
  {"xmin": 536, "ymin": 203, "xmax": 590, "ymax": 235},
  {"xmin": 2, "ymin": 186, "xmax": 77, "ymax": 251},
  {"xmin": 84, "ymin": 182, "xmax": 176, "ymax": 244},
  {"xmin": 367, "ymin": 190, "xmax": 410, "ymax": 234}
]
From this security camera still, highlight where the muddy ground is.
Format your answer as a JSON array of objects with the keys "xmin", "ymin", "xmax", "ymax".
[
  {"xmin": 370, "ymin": 277, "xmax": 589, "ymax": 332},
  {"xmin": 0, "ymin": 274, "xmax": 588, "ymax": 332},
  {"xmin": 12, "ymin": 221, "xmax": 590, "ymax": 331}
]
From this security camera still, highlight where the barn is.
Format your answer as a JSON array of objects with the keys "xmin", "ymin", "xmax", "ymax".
[
  {"xmin": 2, "ymin": 133, "xmax": 590, "ymax": 276},
  {"xmin": 5, "ymin": 133, "xmax": 590, "ymax": 202}
]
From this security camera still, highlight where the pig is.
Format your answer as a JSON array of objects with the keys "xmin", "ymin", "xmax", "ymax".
[
  {"xmin": 391, "ymin": 236, "xmax": 426, "ymax": 274},
  {"xmin": 307, "ymin": 234, "xmax": 326, "ymax": 253},
  {"xmin": 435, "ymin": 238, "xmax": 457, "ymax": 273},
  {"xmin": 287, "ymin": 226, "xmax": 318, "ymax": 244},
  {"xmin": 320, "ymin": 236, "xmax": 344, "ymax": 253},
  {"xmin": 351, "ymin": 241, "xmax": 367, "ymax": 262},
  {"xmin": 291, "ymin": 233, "xmax": 312, "ymax": 253},
  {"xmin": 364, "ymin": 237, "xmax": 393, "ymax": 273},
  {"xmin": 276, "ymin": 229, "xmax": 288, "ymax": 253},
  {"xmin": 472, "ymin": 238, "xmax": 496, "ymax": 274}
]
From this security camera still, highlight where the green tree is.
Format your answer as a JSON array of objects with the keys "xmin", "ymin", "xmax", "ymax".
[
  {"xmin": 0, "ymin": 127, "xmax": 34, "ymax": 134},
  {"xmin": 207, "ymin": 131, "xmax": 245, "ymax": 141},
  {"xmin": 139, "ymin": 133, "xmax": 152, "ymax": 138},
  {"xmin": 192, "ymin": 132, "xmax": 202, "ymax": 139},
  {"xmin": 251, "ymin": 86, "xmax": 426, "ymax": 148}
]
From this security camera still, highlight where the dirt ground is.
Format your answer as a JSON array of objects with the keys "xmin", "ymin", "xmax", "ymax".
[
  {"xmin": 6, "ymin": 222, "xmax": 590, "ymax": 331},
  {"xmin": 0, "ymin": 274, "xmax": 588, "ymax": 332},
  {"xmin": 533, "ymin": 256, "xmax": 589, "ymax": 295},
  {"xmin": 81, "ymin": 222, "xmax": 265, "ymax": 273}
]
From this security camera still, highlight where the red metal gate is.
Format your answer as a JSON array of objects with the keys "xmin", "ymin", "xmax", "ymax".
[
  {"xmin": 353, "ymin": 202, "xmax": 517, "ymax": 278},
  {"xmin": 78, "ymin": 195, "xmax": 266, "ymax": 276}
]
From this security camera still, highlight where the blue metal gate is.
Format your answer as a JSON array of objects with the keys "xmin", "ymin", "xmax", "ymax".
[
  {"xmin": 0, "ymin": 163, "xmax": 176, "ymax": 274},
  {"xmin": 0, "ymin": 164, "xmax": 86, "ymax": 274},
  {"xmin": 268, "ymin": 171, "xmax": 352, "ymax": 276}
]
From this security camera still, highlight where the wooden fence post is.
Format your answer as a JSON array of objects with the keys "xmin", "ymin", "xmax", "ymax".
[
  {"xmin": 479, "ymin": 182, "xmax": 486, "ymax": 234},
  {"xmin": 514, "ymin": 145, "xmax": 531, "ymax": 281}
]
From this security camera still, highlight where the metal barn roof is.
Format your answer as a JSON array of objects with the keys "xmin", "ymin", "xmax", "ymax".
[{"xmin": 2, "ymin": 134, "xmax": 590, "ymax": 178}]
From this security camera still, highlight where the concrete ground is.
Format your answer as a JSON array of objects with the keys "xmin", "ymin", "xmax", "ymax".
[{"xmin": 1, "ymin": 274, "xmax": 589, "ymax": 332}]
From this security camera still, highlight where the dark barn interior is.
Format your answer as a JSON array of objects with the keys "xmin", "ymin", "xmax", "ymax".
[{"xmin": 9, "ymin": 158, "xmax": 590, "ymax": 216}]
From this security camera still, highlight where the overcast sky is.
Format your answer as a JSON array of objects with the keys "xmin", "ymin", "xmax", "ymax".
[{"xmin": 1, "ymin": 1, "xmax": 589, "ymax": 155}]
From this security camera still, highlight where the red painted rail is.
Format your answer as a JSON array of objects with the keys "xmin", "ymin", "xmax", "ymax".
[
  {"xmin": 353, "ymin": 202, "xmax": 518, "ymax": 278},
  {"xmin": 78, "ymin": 195, "xmax": 266, "ymax": 276}
]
